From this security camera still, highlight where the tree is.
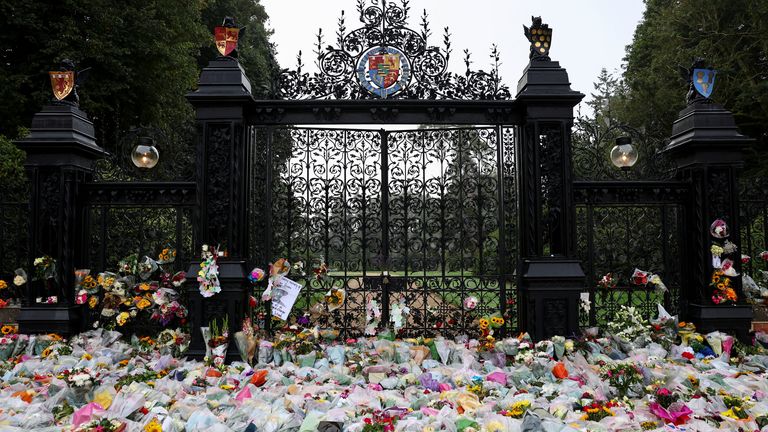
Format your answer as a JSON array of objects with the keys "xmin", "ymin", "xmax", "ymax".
[{"xmin": 619, "ymin": 0, "xmax": 768, "ymax": 174}]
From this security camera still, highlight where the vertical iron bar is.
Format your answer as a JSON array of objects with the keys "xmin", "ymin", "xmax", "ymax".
[
  {"xmin": 263, "ymin": 126, "xmax": 275, "ymax": 334},
  {"xmin": 660, "ymin": 206, "xmax": 670, "ymax": 311},
  {"xmin": 586, "ymin": 205, "xmax": 596, "ymax": 326},
  {"xmin": 495, "ymin": 125, "xmax": 507, "ymax": 335},
  {"xmin": 380, "ymin": 129, "xmax": 390, "ymax": 327}
]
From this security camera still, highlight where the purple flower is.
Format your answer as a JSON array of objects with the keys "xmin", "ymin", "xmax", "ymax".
[{"xmin": 297, "ymin": 314, "xmax": 310, "ymax": 326}]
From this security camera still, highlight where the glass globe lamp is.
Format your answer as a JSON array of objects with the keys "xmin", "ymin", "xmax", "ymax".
[
  {"xmin": 131, "ymin": 137, "xmax": 159, "ymax": 169},
  {"xmin": 610, "ymin": 136, "xmax": 638, "ymax": 171}
]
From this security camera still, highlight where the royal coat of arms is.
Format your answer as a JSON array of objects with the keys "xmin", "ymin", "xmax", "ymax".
[{"xmin": 357, "ymin": 47, "xmax": 411, "ymax": 98}]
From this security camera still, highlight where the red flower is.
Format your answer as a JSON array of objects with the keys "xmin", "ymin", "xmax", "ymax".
[
  {"xmin": 681, "ymin": 352, "xmax": 694, "ymax": 360},
  {"xmin": 249, "ymin": 296, "xmax": 258, "ymax": 308},
  {"xmin": 364, "ymin": 418, "xmax": 372, "ymax": 425}
]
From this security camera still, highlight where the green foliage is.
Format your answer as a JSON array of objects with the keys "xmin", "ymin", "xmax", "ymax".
[
  {"xmin": 0, "ymin": 0, "xmax": 275, "ymax": 154},
  {"xmin": 619, "ymin": 0, "xmax": 768, "ymax": 174},
  {"xmin": 0, "ymin": 134, "xmax": 27, "ymax": 202}
]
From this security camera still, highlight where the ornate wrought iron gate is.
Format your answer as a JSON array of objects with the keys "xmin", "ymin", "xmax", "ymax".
[{"xmin": 249, "ymin": 126, "xmax": 517, "ymax": 337}]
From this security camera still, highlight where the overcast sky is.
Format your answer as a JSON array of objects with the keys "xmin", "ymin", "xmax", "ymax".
[{"xmin": 261, "ymin": 0, "xmax": 645, "ymax": 107}]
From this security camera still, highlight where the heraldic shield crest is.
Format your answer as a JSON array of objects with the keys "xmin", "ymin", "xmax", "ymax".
[
  {"xmin": 356, "ymin": 46, "xmax": 411, "ymax": 98},
  {"xmin": 214, "ymin": 26, "xmax": 240, "ymax": 56},
  {"xmin": 49, "ymin": 71, "xmax": 75, "ymax": 101},
  {"xmin": 693, "ymin": 68, "xmax": 716, "ymax": 99}
]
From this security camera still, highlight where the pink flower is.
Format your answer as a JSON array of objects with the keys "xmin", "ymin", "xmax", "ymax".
[
  {"xmin": 463, "ymin": 296, "xmax": 479, "ymax": 310},
  {"xmin": 742, "ymin": 255, "xmax": 751, "ymax": 264},
  {"xmin": 760, "ymin": 251, "xmax": 768, "ymax": 262},
  {"xmin": 657, "ymin": 388, "xmax": 672, "ymax": 396}
]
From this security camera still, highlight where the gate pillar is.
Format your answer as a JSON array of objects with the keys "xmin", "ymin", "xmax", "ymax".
[
  {"xmin": 662, "ymin": 85, "xmax": 754, "ymax": 341},
  {"xmin": 185, "ymin": 57, "xmax": 253, "ymax": 361},
  {"xmin": 515, "ymin": 48, "xmax": 585, "ymax": 340},
  {"xmin": 15, "ymin": 102, "xmax": 107, "ymax": 335}
]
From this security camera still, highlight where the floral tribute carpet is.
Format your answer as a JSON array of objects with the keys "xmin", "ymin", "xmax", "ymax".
[{"xmin": 1, "ymin": 307, "xmax": 768, "ymax": 432}]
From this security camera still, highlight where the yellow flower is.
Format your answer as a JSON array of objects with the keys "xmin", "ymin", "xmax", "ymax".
[
  {"xmin": 144, "ymin": 417, "xmax": 163, "ymax": 432},
  {"xmin": 88, "ymin": 296, "xmax": 99, "ymax": 309},
  {"xmin": 482, "ymin": 420, "xmax": 505, "ymax": 432},
  {"xmin": 139, "ymin": 283, "xmax": 151, "ymax": 292},
  {"xmin": 82, "ymin": 353, "xmax": 93, "ymax": 360},
  {"xmin": 0, "ymin": 280, "xmax": 7, "ymax": 290},
  {"xmin": 116, "ymin": 312, "xmax": 130, "ymax": 326},
  {"xmin": 41, "ymin": 346, "xmax": 53, "ymax": 358},
  {"xmin": 136, "ymin": 298, "xmax": 152, "ymax": 310},
  {"xmin": 479, "ymin": 318, "xmax": 490, "ymax": 330},
  {"xmin": 1, "ymin": 325, "xmax": 16, "ymax": 335}
]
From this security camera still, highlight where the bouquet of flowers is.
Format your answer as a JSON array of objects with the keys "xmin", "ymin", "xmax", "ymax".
[
  {"xmin": 61, "ymin": 367, "xmax": 100, "ymax": 405},
  {"xmin": 648, "ymin": 387, "xmax": 692, "ymax": 426},
  {"xmin": 89, "ymin": 249, "xmax": 188, "ymax": 337},
  {"xmin": 598, "ymin": 272, "xmax": 618, "ymax": 289},
  {"xmin": 74, "ymin": 419, "xmax": 127, "ymax": 432},
  {"xmin": 711, "ymin": 269, "xmax": 738, "ymax": 304},
  {"xmin": 204, "ymin": 316, "xmax": 229, "ymax": 367},
  {"xmin": 197, "ymin": 244, "xmax": 221, "ymax": 297},
  {"xmin": 601, "ymin": 362, "xmax": 644, "ymax": 397},
  {"xmin": 234, "ymin": 317, "xmax": 258, "ymax": 364},
  {"xmin": 156, "ymin": 328, "xmax": 189, "ymax": 356},
  {"xmin": 606, "ymin": 305, "xmax": 651, "ymax": 349}
]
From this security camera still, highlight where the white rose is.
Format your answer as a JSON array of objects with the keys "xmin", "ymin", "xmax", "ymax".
[
  {"xmin": 33, "ymin": 258, "xmax": 43, "ymax": 266},
  {"xmin": 13, "ymin": 275, "xmax": 25, "ymax": 286}
]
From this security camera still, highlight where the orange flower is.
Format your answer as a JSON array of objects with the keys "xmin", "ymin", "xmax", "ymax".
[
  {"xmin": 136, "ymin": 298, "xmax": 152, "ymax": 310},
  {"xmin": 250, "ymin": 369, "xmax": 268, "ymax": 387},
  {"xmin": 138, "ymin": 283, "xmax": 151, "ymax": 292},
  {"xmin": 0, "ymin": 280, "xmax": 7, "ymax": 290},
  {"xmin": 552, "ymin": 362, "xmax": 569, "ymax": 379},
  {"xmin": 1, "ymin": 325, "xmax": 16, "ymax": 335},
  {"xmin": 725, "ymin": 288, "xmax": 738, "ymax": 301},
  {"xmin": 12, "ymin": 390, "xmax": 33, "ymax": 403}
]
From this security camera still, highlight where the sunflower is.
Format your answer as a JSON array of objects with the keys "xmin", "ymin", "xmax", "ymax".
[
  {"xmin": 143, "ymin": 418, "xmax": 163, "ymax": 432},
  {"xmin": 711, "ymin": 275, "xmax": 721, "ymax": 283},
  {"xmin": 0, "ymin": 325, "xmax": 15, "ymax": 335},
  {"xmin": 82, "ymin": 275, "xmax": 97, "ymax": 289},
  {"xmin": 478, "ymin": 318, "xmax": 490, "ymax": 330},
  {"xmin": 490, "ymin": 316, "xmax": 505, "ymax": 327},
  {"xmin": 716, "ymin": 283, "xmax": 725, "ymax": 290}
]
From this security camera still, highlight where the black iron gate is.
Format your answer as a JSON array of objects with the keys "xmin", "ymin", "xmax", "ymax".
[{"xmin": 249, "ymin": 126, "xmax": 517, "ymax": 337}]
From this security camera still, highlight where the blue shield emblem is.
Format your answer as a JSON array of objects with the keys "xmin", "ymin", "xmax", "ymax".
[{"xmin": 693, "ymin": 68, "xmax": 716, "ymax": 99}]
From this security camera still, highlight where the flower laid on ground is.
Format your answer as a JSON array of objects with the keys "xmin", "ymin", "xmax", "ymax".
[
  {"xmin": 578, "ymin": 399, "xmax": 619, "ymax": 422},
  {"xmin": 197, "ymin": 244, "xmax": 221, "ymax": 298}
]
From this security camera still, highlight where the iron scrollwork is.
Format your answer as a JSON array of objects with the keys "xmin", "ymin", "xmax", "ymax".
[{"xmin": 276, "ymin": 0, "xmax": 511, "ymax": 100}]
